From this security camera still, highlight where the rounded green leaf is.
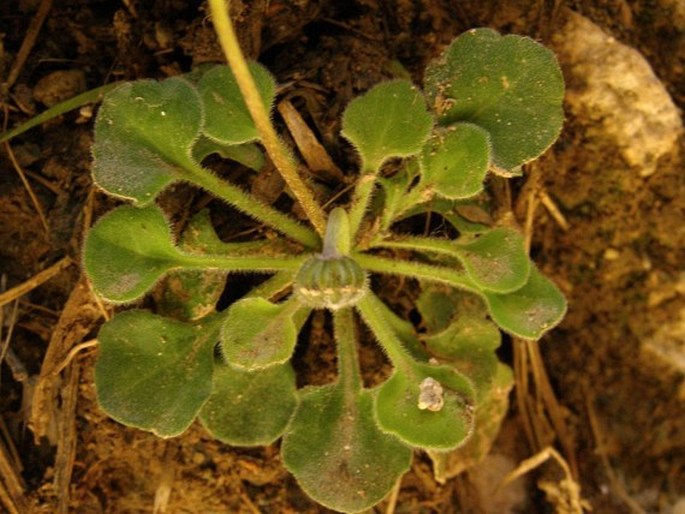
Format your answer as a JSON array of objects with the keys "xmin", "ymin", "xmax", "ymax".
[
  {"xmin": 198, "ymin": 63, "xmax": 276, "ymax": 145},
  {"xmin": 199, "ymin": 363, "xmax": 297, "ymax": 446},
  {"xmin": 483, "ymin": 265, "xmax": 567, "ymax": 340},
  {"xmin": 424, "ymin": 28, "xmax": 564, "ymax": 170},
  {"xmin": 341, "ymin": 80, "xmax": 433, "ymax": 171},
  {"xmin": 423, "ymin": 314, "xmax": 501, "ymax": 400},
  {"xmin": 95, "ymin": 310, "xmax": 217, "ymax": 437},
  {"xmin": 282, "ymin": 385, "xmax": 411, "ymax": 513},
  {"xmin": 419, "ymin": 123, "xmax": 491, "ymax": 199},
  {"xmin": 219, "ymin": 297, "xmax": 299, "ymax": 370},
  {"xmin": 84, "ymin": 205, "xmax": 185, "ymax": 303},
  {"xmin": 454, "ymin": 227, "xmax": 531, "ymax": 293},
  {"xmin": 374, "ymin": 363, "xmax": 475, "ymax": 450},
  {"xmin": 93, "ymin": 77, "xmax": 202, "ymax": 204}
]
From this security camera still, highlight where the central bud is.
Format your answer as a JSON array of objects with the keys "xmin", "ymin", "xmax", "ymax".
[
  {"xmin": 294, "ymin": 208, "xmax": 368, "ymax": 310},
  {"xmin": 295, "ymin": 254, "xmax": 368, "ymax": 310}
]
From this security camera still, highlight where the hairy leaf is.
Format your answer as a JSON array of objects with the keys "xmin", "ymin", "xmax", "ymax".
[
  {"xmin": 198, "ymin": 63, "xmax": 276, "ymax": 145},
  {"xmin": 454, "ymin": 227, "xmax": 530, "ymax": 293},
  {"xmin": 220, "ymin": 297, "xmax": 300, "ymax": 370},
  {"xmin": 341, "ymin": 80, "xmax": 433, "ymax": 171},
  {"xmin": 93, "ymin": 77, "xmax": 202, "ymax": 204},
  {"xmin": 374, "ymin": 363, "xmax": 475, "ymax": 450},
  {"xmin": 282, "ymin": 385, "xmax": 411, "ymax": 513},
  {"xmin": 95, "ymin": 311, "xmax": 217, "ymax": 437},
  {"xmin": 199, "ymin": 362, "xmax": 297, "ymax": 446},
  {"xmin": 424, "ymin": 28, "xmax": 564, "ymax": 170},
  {"xmin": 84, "ymin": 205, "xmax": 185, "ymax": 303},
  {"xmin": 419, "ymin": 123, "xmax": 491, "ymax": 199},
  {"xmin": 483, "ymin": 265, "xmax": 567, "ymax": 340},
  {"xmin": 423, "ymin": 313, "xmax": 501, "ymax": 400}
]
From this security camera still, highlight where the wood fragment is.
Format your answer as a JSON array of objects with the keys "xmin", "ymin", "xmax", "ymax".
[
  {"xmin": 54, "ymin": 361, "xmax": 80, "ymax": 514},
  {"xmin": 29, "ymin": 276, "xmax": 103, "ymax": 443},
  {"xmin": 0, "ymin": 256, "xmax": 72, "ymax": 308}
]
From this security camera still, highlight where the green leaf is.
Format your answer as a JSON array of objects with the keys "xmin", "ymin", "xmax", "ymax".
[
  {"xmin": 423, "ymin": 313, "xmax": 501, "ymax": 401},
  {"xmin": 84, "ymin": 205, "xmax": 185, "ymax": 303},
  {"xmin": 282, "ymin": 385, "xmax": 411, "ymax": 513},
  {"xmin": 483, "ymin": 265, "xmax": 567, "ymax": 340},
  {"xmin": 219, "ymin": 297, "xmax": 300, "ymax": 370},
  {"xmin": 191, "ymin": 136, "xmax": 265, "ymax": 171},
  {"xmin": 93, "ymin": 77, "xmax": 202, "ymax": 204},
  {"xmin": 94, "ymin": 310, "xmax": 217, "ymax": 437},
  {"xmin": 419, "ymin": 123, "xmax": 491, "ymax": 199},
  {"xmin": 199, "ymin": 362, "xmax": 297, "ymax": 446},
  {"xmin": 157, "ymin": 210, "xmax": 227, "ymax": 320},
  {"xmin": 198, "ymin": 63, "xmax": 276, "ymax": 145},
  {"xmin": 424, "ymin": 28, "xmax": 564, "ymax": 170},
  {"xmin": 374, "ymin": 363, "xmax": 475, "ymax": 450},
  {"xmin": 341, "ymin": 80, "xmax": 433, "ymax": 171},
  {"xmin": 416, "ymin": 284, "xmax": 489, "ymax": 333},
  {"xmin": 428, "ymin": 363, "xmax": 513, "ymax": 482},
  {"xmin": 453, "ymin": 227, "xmax": 530, "ymax": 293}
]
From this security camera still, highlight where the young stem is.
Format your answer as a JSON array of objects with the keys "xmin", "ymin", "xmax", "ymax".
[
  {"xmin": 356, "ymin": 294, "xmax": 413, "ymax": 374},
  {"xmin": 333, "ymin": 308, "xmax": 362, "ymax": 392},
  {"xmin": 208, "ymin": 0, "xmax": 327, "ymax": 236},
  {"xmin": 179, "ymin": 253, "xmax": 306, "ymax": 272},
  {"xmin": 245, "ymin": 271, "xmax": 294, "ymax": 300},
  {"xmin": 353, "ymin": 253, "xmax": 477, "ymax": 292},
  {"xmin": 321, "ymin": 207, "xmax": 351, "ymax": 258},
  {"xmin": 186, "ymin": 162, "xmax": 319, "ymax": 248}
]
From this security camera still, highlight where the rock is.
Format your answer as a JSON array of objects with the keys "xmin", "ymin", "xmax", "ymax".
[
  {"xmin": 552, "ymin": 11, "xmax": 683, "ymax": 177},
  {"xmin": 33, "ymin": 69, "xmax": 87, "ymax": 107}
]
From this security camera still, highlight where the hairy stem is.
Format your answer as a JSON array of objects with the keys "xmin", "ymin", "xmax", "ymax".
[
  {"xmin": 347, "ymin": 168, "xmax": 379, "ymax": 243},
  {"xmin": 353, "ymin": 253, "xmax": 477, "ymax": 292},
  {"xmin": 179, "ymin": 252, "xmax": 306, "ymax": 272},
  {"xmin": 356, "ymin": 294, "xmax": 413, "ymax": 374},
  {"xmin": 333, "ymin": 308, "xmax": 362, "ymax": 392},
  {"xmin": 186, "ymin": 162, "xmax": 319, "ymax": 248},
  {"xmin": 208, "ymin": 0, "xmax": 327, "ymax": 236}
]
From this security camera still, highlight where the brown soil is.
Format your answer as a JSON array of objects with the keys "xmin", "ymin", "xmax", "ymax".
[{"xmin": 1, "ymin": 1, "xmax": 683, "ymax": 513}]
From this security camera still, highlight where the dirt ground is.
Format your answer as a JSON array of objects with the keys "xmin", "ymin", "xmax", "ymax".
[{"xmin": 1, "ymin": 0, "xmax": 684, "ymax": 513}]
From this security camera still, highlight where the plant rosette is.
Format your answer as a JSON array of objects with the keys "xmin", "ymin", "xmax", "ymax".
[{"xmin": 84, "ymin": 22, "xmax": 566, "ymax": 513}]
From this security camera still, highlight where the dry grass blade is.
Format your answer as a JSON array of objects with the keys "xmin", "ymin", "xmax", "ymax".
[
  {"xmin": 500, "ymin": 447, "xmax": 588, "ymax": 513},
  {"xmin": 0, "ymin": 256, "xmax": 73, "ymax": 308},
  {"xmin": 277, "ymin": 99, "xmax": 345, "ymax": 184},
  {"xmin": 3, "ymin": 0, "xmax": 53, "ymax": 90},
  {"xmin": 0, "ymin": 427, "xmax": 27, "ymax": 514},
  {"xmin": 585, "ymin": 395, "xmax": 648, "ymax": 514}
]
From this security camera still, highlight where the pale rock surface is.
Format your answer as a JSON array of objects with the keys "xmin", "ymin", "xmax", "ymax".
[{"xmin": 552, "ymin": 11, "xmax": 682, "ymax": 176}]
